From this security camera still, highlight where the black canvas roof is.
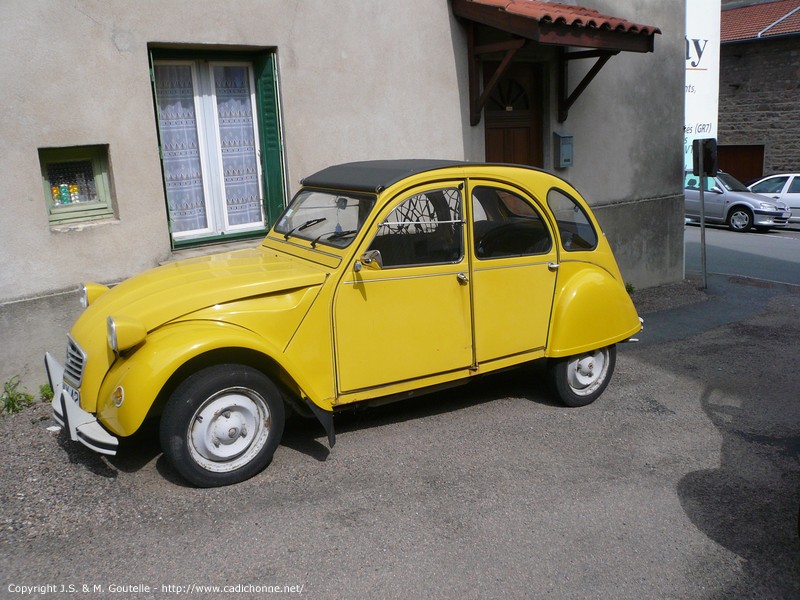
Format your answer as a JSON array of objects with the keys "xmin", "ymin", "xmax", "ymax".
[{"xmin": 300, "ymin": 159, "xmax": 469, "ymax": 193}]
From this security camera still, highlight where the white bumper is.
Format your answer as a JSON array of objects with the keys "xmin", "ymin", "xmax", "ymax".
[{"xmin": 45, "ymin": 352, "xmax": 118, "ymax": 456}]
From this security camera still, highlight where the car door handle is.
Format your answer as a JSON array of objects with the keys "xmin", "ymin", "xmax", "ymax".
[
  {"xmin": 456, "ymin": 272, "xmax": 469, "ymax": 284},
  {"xmin": 548, "ymin": 262, "xmax": 560, "ymax": 271}
]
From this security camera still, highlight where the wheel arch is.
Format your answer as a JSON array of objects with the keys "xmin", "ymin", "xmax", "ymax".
[
  {"xmin": 147, "ymin": 346, "xmax": 308, "ymax": 424},
  {"xmin": 725, "ymin": 203, "xmax": 753, "ymax": 219},
  {"xmin": 96, "ymin": 320, "xmax": 331, "ymax": 438}
]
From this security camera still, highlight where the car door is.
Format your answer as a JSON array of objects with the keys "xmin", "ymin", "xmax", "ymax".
[
  {"xmin": 750, "ymin": 175, "xmax": 798, "ymax": 220},
  {"xmin": 785, "ymin": 176, "xmax": 800, "ymax": 219},
  {"xmin": 704, "ymin": 176, "xmax": 727, "ymax": 220},
  {"xmin": 334, "ymin": 183, "xmax": 473, "ymax": 393},
  {"xmin": 750, "ymin": 175, "xmax": 790, "ymax": 200},
  {"xmin": 469, "ymin": 183, "xmax": 558, "ymax": 363},
  {"xmin": 684, "ymin": 172, "xmax": 701, "ymax": 218}
]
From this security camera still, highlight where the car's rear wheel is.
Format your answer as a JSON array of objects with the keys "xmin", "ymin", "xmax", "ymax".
[
  {"xmin": 727, "ymin": 207, "xmax": 753, "ymax": 232},
  {"xmin": 160, "ymin": 364, "xmax": 285, "ymax": 487},
  {"xmin": 547, "ymin": 345, "xmax": 616, "ymax": 407}
]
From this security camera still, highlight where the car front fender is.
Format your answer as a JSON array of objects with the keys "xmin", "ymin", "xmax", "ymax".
[
  {"xmin": 547, "ymin": 262, "xmax": 641, "ymax": 358},
  {"xmin": 95, "ymin": 320, "xmax": 333, "ymax": 437}
]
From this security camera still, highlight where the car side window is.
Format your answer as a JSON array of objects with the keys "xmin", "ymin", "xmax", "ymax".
[
  {"xmin": 546, "ymin": 188, "xmax": 598, "ymax": 251},
  {"xmin": 752, "ymin": 176, "xmax": 789, "ymax": 194},
  {"xmin": 367, "ymin": 188, "xmax": 463, "ymax": 268},
  {"xmin": 789, "ymin": 177, "xmax": 800, "ymax": 193},
  {"xmin": 471, "ymin": 186, "xmax": 552, "ymax": 259},
  {"xmin": 686, "ymin": 172, "xmax": 719, "ymax": 192}
]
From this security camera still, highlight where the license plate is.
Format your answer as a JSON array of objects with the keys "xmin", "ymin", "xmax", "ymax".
[{"xmin": 63, "ymin": 381, "xmax": 80, "ymax": 403}]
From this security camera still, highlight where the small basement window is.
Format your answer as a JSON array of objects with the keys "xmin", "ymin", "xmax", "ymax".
[{"xmin": 39, "ymin": 145, "xmax": 115, "ymax": 225}]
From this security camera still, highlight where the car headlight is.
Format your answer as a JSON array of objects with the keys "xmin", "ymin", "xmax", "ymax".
[
  {"xmin": 759, "ymin": 202, "xmax": 777, "ymax": 211},
  {"xmin": 107, "ymin": 315, "xmax": 147, "ymax": 353},
  {"xmin": 80, "ymin": 282, "xmax": 110, "ymax": 308}
]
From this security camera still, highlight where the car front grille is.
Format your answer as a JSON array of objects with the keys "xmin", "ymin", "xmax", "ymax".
[{"xmin": 64, "ymin": 336, "xmax": 87, "ymax": 387}]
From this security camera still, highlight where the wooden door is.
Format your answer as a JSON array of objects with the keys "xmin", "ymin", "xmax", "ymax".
[
  {"xmin": 484, "ymin": 62, "xmax": 544, "ymax": 167},
  {"xmin": 718, "ymin": 144, "xmax": 764, "ymax": 183}
]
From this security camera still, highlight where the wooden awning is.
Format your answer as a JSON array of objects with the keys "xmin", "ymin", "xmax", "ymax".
[{"xmin": 451, "ymin": 0, "xmax": 661, "ymax": 123}]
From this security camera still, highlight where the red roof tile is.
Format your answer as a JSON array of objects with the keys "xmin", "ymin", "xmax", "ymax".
[
  {"xmin": 463, "ymin": 0, "xmax": 661, "ymax": 36},
  {"xmin": 722, "ymin": 0, "xmax": 800, "ymax": 42}
]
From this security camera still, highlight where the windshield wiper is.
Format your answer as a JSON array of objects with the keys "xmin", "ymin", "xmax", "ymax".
[
  {"xmin": 311, "ymin": 229, "xmax": 358, "ymax": 248},
  {"xmin": 283, "ymin": 217, "xmax": 327, "ymax": 240}
]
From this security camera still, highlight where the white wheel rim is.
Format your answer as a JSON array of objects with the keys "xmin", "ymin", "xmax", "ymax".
[
  {"xmin": 565, "ymin": 349, "xmax": 609, "ymax": 397},
  {"xmin": 188, "ymin": 387, "xmax": 271, "ymax": 473}
]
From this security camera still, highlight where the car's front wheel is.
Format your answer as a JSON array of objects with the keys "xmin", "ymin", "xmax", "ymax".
[
  {"xmin": 160, "ymin": 364, "xmax": 285, "ymax": 487},
  {"xmin": 727, "ymin": 207, "xmax": 753, "ymax": 232},
  {"xmin": 547, "ymin": 345, "xmax": 616, "ymax": 407}
]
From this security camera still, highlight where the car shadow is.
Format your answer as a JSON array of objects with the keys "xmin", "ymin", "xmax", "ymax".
[
  {"xmin": 56, "ymin": 362, "xmax": 559, "ymax": 481},
  {"xmin": 280, "ymin": 361, "xmax": 559, "ymax": 462}
]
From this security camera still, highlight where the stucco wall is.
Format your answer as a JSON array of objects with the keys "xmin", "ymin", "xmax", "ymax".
[{"xmin": 718, "ymin": 36, "xmax": 800, "ymax": 175}]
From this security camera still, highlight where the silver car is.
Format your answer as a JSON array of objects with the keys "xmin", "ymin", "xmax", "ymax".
[
  {"xmin": 748, "ymin": 173, "xmax": 800, "ymax": 224},
  {"xmin": 684, "ymin": 171, "xmax": 791, "ymax": 232}
]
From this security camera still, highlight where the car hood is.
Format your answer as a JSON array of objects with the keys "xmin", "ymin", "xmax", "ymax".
[
  {"xmin": 728, "ymin": 190, "xmax": 788, "ymax": 209},
  {"xmin": 74, "ymin": 247, "xmax": 327, "ymax": 336}
]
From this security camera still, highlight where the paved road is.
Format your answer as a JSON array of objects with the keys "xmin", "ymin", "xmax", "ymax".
[
  {"xmin": 2, "ymin": 234, "xmax": 799, "ymax": 598},
  {"xmin": 686, "ymin": 222, "xmax": 800, "ymax": 285}
]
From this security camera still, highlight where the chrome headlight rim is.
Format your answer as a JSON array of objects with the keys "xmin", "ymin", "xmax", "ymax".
[
  {"xmin": 106, "ymin": 315, "xmax": 147, "ymax": 354},
  {"xmin": 107, "ymin": 316, "xmax": 119, "ymax": 353}
]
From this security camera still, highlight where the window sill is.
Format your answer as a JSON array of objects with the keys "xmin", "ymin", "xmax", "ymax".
[
  {"xmin": 160, "ymin": 238, "xmax": 263, "ymax": 265},
  {"xmin": 49, "ymin": 218, "xmax": 120, "ymax": 234}
]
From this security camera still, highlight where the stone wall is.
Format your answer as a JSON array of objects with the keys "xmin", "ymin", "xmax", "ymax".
[{"xmin": 718, "ymin": 36, "xmax": 800, "ymax": 175}]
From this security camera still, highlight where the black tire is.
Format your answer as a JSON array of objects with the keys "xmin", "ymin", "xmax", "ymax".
[
  {"xmin": 160, "ymin": 364, "xmax": 285, "ymax": 487},
  {"xmin": 727, "ymin": 207, "xmax": 753, "ymax": 232},
  {"xmin": 547, "ymin": 345, "xmax": 616, "ymax": 407}
]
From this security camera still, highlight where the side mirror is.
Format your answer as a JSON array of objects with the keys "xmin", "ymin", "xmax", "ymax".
[
  {"xmin": 711, "ymin": 186, "xmax": 723, "ymax": 194},
  {"xmin": 354, "ymin": 249, "xmax": 383, "ymax": 272}
]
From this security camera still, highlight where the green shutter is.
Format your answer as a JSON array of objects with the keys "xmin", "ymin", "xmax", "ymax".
[{"xmin": 254, "ymin": 53, "xmax": 286, "ymax": 227}]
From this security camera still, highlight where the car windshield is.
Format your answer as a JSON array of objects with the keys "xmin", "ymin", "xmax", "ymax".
[
  {"xmin": 716, "ymin": 172, "xmax": 749, "ymax": 192},
  {"xmin": 273, "ymin": 189, "xmax": 376, "ymax": 248}
]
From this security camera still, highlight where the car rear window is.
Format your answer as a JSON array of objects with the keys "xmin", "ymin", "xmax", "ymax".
[{"xmin": 546, "ymin": 188, "xmax": 598, "ymax": 251}]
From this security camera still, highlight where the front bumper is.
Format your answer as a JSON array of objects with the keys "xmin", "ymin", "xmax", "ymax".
[
  {"xmin": 754, "ymin": 209, "xmax": 791, "ymax": 228},
  {"xmin": 45, "ymin": 352, "xmax": 118, "ymax": 456}
]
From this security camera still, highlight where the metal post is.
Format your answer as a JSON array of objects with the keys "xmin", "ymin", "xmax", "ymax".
[{"xmin": 698, "ymin": 146, "xmax": 708, "ymax": 290}]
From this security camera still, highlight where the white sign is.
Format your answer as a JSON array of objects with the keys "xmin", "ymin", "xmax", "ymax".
[{"xmin": 685, "ymin": 0, "xmax": 721, "ymax": 170}]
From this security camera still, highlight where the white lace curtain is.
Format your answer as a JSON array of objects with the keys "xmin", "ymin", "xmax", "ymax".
[{"xmin": 155, "ymin": 63, "xmax": 262, "ymax": 236}]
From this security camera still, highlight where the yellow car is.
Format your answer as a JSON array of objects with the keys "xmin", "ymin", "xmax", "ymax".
[{"xmin": 46, "ymin": 160, "xmax": 642, "ymax": 487}]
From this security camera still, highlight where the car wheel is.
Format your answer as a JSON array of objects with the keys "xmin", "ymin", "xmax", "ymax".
[
  {"xmin": 547, "ymin": 345, "xmax": 616, "ymax": 407},
  {"xmin": 727, "ymin": 207, "xmax": 753, "ymax": 232},
  {"xmin": 160, "ymin": 364, "xmax": 285, "ymax": 487}
]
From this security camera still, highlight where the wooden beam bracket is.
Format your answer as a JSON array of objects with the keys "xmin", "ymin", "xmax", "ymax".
[
  {"xmin": 468, "ymin": 24, "xmax": 526, "ymax": 126},
  {"xmin": 558, "ymin": 48, "xmax": 619, "ymax": 123}
]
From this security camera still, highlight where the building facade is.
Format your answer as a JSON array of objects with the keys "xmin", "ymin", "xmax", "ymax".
[
  {"xmin": 0, "ymin": 0, "xmax": 685, "ymax": 390},
  {"xmin": 718, "ymin": 0, "xmax": 800, "ymax": 181}
]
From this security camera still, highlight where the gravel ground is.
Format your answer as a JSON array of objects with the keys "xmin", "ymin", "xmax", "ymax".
[
  {"xmin": 630, "ymin": 276, "xmax": 708, "ymax": 315},
  {"xmin": 0, "ymin": 280, "xmax": 709, "ymax": 546}
]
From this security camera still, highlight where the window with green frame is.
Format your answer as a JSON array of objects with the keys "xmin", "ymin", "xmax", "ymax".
[
  {"xmin": 150, "ymin": 48, "xmax": 285, "ymax": 248},
  {"xmin": 39, "ymin": 145, "xmax": 116, "ymax": 225}
]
